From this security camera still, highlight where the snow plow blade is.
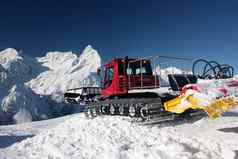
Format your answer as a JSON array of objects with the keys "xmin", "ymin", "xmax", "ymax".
[
  {"xmin": 164, "ymin": 78, "xmax": 238, "ymax": 118},
  {"xmin": 204, "ymin": 97, "xmax": 238, "ymax": 118},
  {"xmin": 164, "ymin": 95, "xmax": 203, "ymax": 114},
  {"xmin": 164, "ymin": 95, "xmax": 238, "ymax": 118}
]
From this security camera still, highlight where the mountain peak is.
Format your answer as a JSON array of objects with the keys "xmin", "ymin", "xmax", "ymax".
[
  {"xmin": 79, "ymin": 45, "xmax": 101, "ymax": 67},
  {"xmin": 0, "ymin": 48, "xmax": 21, "ymax": 63},
  {"xmin": 81, "ymin": 45, "xmax": 97, "ymax": 56},
  {"xmin": 0, "ymin": 48, "xmax": 25, "ymax": 73},
  {"xmin": 1, "ymin": 48, "xmax": 18, "ymax": 54},
  {"xmin": 85, "ymin": 45, "xmax": 92, "ymax": 49}
]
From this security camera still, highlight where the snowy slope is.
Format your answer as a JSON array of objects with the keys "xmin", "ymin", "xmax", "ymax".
[
  {"xmin": 0, "ymin": 46, "xmax": 101, "ymax": 124},
  {"xmin": 0, "ymin": 112, "xmax": 237, "ymax": 159}
]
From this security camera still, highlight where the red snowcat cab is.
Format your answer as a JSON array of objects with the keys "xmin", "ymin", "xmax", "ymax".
[{"xmin": 101, "ymin": 57, "xmax": 160, "ymax": 98}]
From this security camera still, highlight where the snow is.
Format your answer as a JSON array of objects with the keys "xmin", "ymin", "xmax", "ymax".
[
  {"xmin": 0, "ymin": 46, "xmax": 237, "ymax": 158},
  {"xmin": 0, "ymin": 46, "xmax": 101, "ymax": 124},
  {"xmin": 13, "ymin": 108, "xmax": 33, "ymax": 124},
  {"xmin": 0, "ymin": 112, "xmax": 237, "ymax": 159}
]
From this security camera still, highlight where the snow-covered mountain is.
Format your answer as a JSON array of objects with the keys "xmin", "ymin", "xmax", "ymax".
[
  {"xmin": 0, "ymin": 46, "xmax": 101, "ymax": 124},
  {"xmin": 27, "ymin": 45, "xmax": 101, "ymax": 97}
]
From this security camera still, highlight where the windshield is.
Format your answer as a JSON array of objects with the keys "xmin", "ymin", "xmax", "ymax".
[{"xmin": 126, "ymin": 60, "xmax": 152, "ymax": 75}]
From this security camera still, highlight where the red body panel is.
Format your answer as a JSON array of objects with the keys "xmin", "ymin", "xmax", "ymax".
[{"xmin": 101, "ymin": 58, "xmax": 160, "ymax": 98}]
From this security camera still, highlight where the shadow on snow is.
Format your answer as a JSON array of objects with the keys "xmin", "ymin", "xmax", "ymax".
[
  {"xmin": 223, "ymin": 111, "xmax": 238, "ymax": 117},
  {"xmin": 218, "ymin": 127, "xmax": 238, "ymax": 134},
  {"xmin": 0, "ymin": 135, "xmax": 34, "ymax": 148}
]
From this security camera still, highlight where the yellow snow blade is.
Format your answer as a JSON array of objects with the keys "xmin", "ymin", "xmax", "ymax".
[
  {"xmin": 204, "ymin": 97, "xmax": 238, "ymax": 119},
  {"xmin": 163, "ymin": 96, "xmax": 183, "ymax": 113},
  {"xmin": 164, "ymin": 95, "xmax": 203, "ymax": 114},
  {"xmin": 164, "ymin": 95, "xmax": 238, "ymax": 119}
]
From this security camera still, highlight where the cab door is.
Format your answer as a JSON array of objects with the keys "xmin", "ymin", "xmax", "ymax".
[
  {"xmin": 103, "ymin": 66, "xmax": 114, "ymax": 89},
  {"xmin": 101, "ymin": 63, "xmax": 115, "ymax": 98}
]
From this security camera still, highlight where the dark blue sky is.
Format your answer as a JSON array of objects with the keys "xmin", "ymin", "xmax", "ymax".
[{"xmin": 0, "ymin": 0, "xmax": 237, "ymax": 70}]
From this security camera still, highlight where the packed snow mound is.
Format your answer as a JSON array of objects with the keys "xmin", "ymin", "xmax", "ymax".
[
  {"xmin": 27, "ymin": 45, "xmax": 101, "ymax": 96},
  {"xmin": 0, "ymin": 114, "xmax": 233, "ymax": 159}
]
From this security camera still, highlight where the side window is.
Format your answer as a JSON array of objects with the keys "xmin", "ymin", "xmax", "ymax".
[
  {"xmin": 136, "ymin": 67, "xmax": 146, "ymax": 75},
  {"xmin": 118, "ymin": 62, "xmax": 124, "ymax": 75},
  {"xmin": 127, "ymin": 61, "xmax": 152, "ymax": 76},
  {"xmin": 104, "ymin": 67, "xmax": 114, "ymax": 88},
  {"xmin": 126, "ymin": 68, "xmax": 132, "ymax": 75},
  {"xmin": 108, "ymin": 68, "xmax": 113, "ymax": 81}
]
